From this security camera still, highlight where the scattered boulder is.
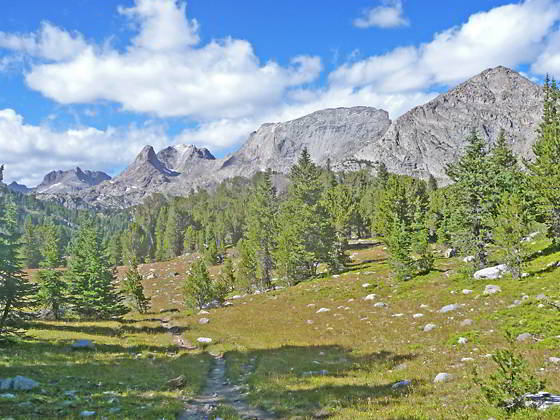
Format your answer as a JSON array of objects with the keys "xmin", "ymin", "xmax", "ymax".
[
  {"xmin": 80, "ymin": 411, "xmax": 96, "ymax": 417},
  {"xmin": 199, "ymin": 318, "xmax": 210, "ymax": 325},
  {"xmin": 460, "ymin": 319, "xmax": 473, "ymax": 327},
  {"xmin": 412, "ymin": 313, "xmax": 424, "ymax": 319},
  {"xmin": 463, "ymin": 255, "xmax": 475, "ymax": 263},
  {"xmin": 316, "ymin": 308, "xmax": 330, "ymax": 313},
  {"xmin": 433, "ymin": 373, "xmax": 453, "ymax": 383},
  {"xmin": 524, "ymin": 392, "xmax": 560, "ymax": 410},
  {"xmin": 373, "ymin": 302, "xmax": 387, "ymax": 308},
  {"xmin": 0, "ymin": 393, "xmax": 15, "ymax": 399},
  {"xmin": 474, "ymin": 264, "xmax": 507, "ymax": 280},
  {"xmin": 196, "ymin": 337, "xmax": 212, "ymax": 344},
  {"xmin": 461, "ymin": 357, "xmax": 474, "ymax": 362},
  {"xmin": 516, "ymin": 333, "xmax": 533, "ymax": 342},
  {"xmin": 424, "ymin": 323, "xmax": 437, "ymax": 332},
  {"xmin": 462, "ymin": 289, "xmax": 473, "ymax": 295},
  {"xmin": 458, "ymin": 337, "xmax": 468, "ymax": 345},
  {"xmin": 522, "ymin": 232, "xmax": 539, "ymax": 242},
  {"xmin": 536, "ymin": 294, "xmax": 547, "ymax": 300},
  {"xmin": 363, "ymin": 294, "xmax": 376, "ymax": 301},
  {"xmin": 166, "ymin": 375, "xmax": 187, "ymax": 389},
  {"xmin": 71, "ymin": 340, "xmax": 95, "ymax": 350},
  {"xmin": 198, "ymin": 310, "xmax": 210, "ymax": 315},
  {"xmin": 361, "ymin": 283, "xmax": 371, "ymax": 288},
  {"xmin": 438, "ymin": 304, "xmax": 461, "ymax": 313},
  {"xmin": 483, "ymin": 285, "xmax": 501, "ymax": 295},
  {"xmin": 549, "ymin": 357, "xmax": 560, "ymax": 364},
  {"xmin": 444, "ymin": 248, "xmax": 457, "ymax": 258},
  {"xmin": 391, "ymin": 379, "xmax": 411, "ymax": 389}
]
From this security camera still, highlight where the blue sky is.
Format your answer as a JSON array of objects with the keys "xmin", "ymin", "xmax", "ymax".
[{"xmin": 0, "ymin": 0, "xmax": 558, "ymax": 185}]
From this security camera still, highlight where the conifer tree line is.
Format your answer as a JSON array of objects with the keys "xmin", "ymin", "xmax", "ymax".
[{"xmin": 2, "ymin": 76, "xmax": 560, "ymax": 328}]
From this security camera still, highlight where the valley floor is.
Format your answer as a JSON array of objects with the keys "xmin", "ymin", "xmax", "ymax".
[{"xmin": 3, "ymin": 238, "xmax": 560, "ymax": 419}]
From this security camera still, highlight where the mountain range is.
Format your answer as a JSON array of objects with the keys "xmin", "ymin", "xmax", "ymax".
[{"xmin": 12, "ymin": 66, "xmax": 543, "ymax": 209}]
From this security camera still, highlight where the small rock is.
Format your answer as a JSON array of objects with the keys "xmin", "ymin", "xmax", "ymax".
[
  {"xmin": 462, "ymin": 289, "xmax": 473, "ymax": 295},
  {"xmin": 460, "ymin": 319, "xmax": 473, "ymax": 326},
  {"xmin": 458, "ymin": 337, "xmax": 468, "ymax": 345},
  {"xmin": 361, "ymin": 283, "xmax": 371, "ymax": 288},
  {"xmin": 198, "ymin": 310, "xmax": 210, "ymax": 315},
  {"xmin": 474, "ymin": 264, "xmax": 507, "ymax": 280},
  {"xmin": 391, "ymin": 379, "xmax": 411, "ymax": 389},
  {"xmin": 483, "ymin": 285, "xmax": 501, "ymax": 295},
  {"xmin": 463, "ymin": 255, "xmax": 475, "ymax": 263},
  {"xmin": 444, "ymin": 248, "xmax": 457, "ymax": 258},
  {"xmin": 166, "ymin": 375, "xmax": 187, "ymax": 389},
  {"xmin": 306, "ymin": 320, "xmax": 314, "ymax": 324},
  {"xmin": 516, "ymin": 333, "xmax": 533, "ymax": 342},
  {"xmin": 549, "ymin": 357, "xmax": 560, "ymax": 364},
  {"xmin": 316, "ymin": 308, "xmax": 330, "ymax": 313},
  {"xmin": 196, "ymin": 337, "xmax": 212, "ymax": 344},
  {"xmin": 536, "ymin": 293, "xmax": 547, "ymax": 300},
  {"xmin": 433, "ymin": 372, "xmax": 453, "ymax": 383},
  {"xmin": 373, "ymin": 302, "xmax": 387, "ymax": 308},
  {"xmin": 10, "ymin": 376, "xmax": 39, "ymax": 391},
  {"xmin": 0, "ymin": 393, "xmax": 15, "ymax": 399},
  {"xmin": 438, "ymin": 304, "xmax": 461, "ymax": 313},
  {"xmin": 521, "ymin": 272, "xmax": 530, "ymax": 278},
  {"xmin": 412, "ymin": 313, "xmax": 424, "ymax": 318},
  {"xmin": 363, "ymin": 294, "xmax": 376, "ymax": 301},
  {"xmin": 424, "ymin": 323, "xmax": 437, "ymax": 332},
  {"xmin": 392, "ymin": 313, "xmax": 404, "ymax": 317},
  {"xmin": 80, "ymin": 411, "xmax": 96, "ymax": 417},
  {"xmin": 461, "ymin": 357, "xmax": 474, "ymax": 362},
  {"xmin": 199, "ymin": 318, "xmax": 210, "ymax": 325}
]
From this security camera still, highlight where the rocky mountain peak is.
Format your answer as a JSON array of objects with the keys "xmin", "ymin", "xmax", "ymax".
[{"xmin": 157, "ymin": 144, "xmax": 215, "ymax": 172}]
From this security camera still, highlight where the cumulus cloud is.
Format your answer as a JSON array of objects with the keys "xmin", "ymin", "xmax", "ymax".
[
  {"xmin": 1, "ymin": 0, "xmax": 559, "ymax": 185},
  {"xmin": 338, "ymin": 0, "xmax": 560, "ymax": 88},
  {"xmin": 354, "ymin": 0, "xmax": 409, "ymax": 29},
  {"xmin": 0, "ymin": 21, "xmax": 87, "ymax": 61},
  {"xmin": 0, "ymin": 108, "xmax": 171, "ymax": 186},
  {"xmin": 6, "ymin": 0, "xmax": 321, "ymax": 120}
]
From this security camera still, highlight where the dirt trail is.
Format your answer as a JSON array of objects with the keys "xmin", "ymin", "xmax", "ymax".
[{"xmin": 159, "ymin": 317, "xmax": 274, "ymax": 419}]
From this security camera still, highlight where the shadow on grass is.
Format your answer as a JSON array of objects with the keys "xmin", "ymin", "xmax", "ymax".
[
  {"xmin": 527, "ymin": 243, "xmax": 560, "ymax": 262},
  {"xmin": 224, "ymin": 345, "xmax": 422, "ymax": 418},
  {"xmin": 347, "ymin": 240, "xmax": 383, "ymax": 250},
  {"xmin": 0, "ymin": 336, "xmax": 212, "ymax": 419},
  {"xmin": 21, "ymin": 320, "xmax": 188, "ymax": 338}
]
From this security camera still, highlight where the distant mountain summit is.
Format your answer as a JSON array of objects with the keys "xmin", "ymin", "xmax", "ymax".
[
  {"xmin": 351, "ymin": 66, "xmax": 542, "ymax": 183},
  {"xmin": 33, "ymin": 66, "xmax": 544, "ymax": 209},
  {"xmin": 7, "ymin": 181, "xmax": 32, "ymax": 194},
  {"xmin": 34, "ymin": 167, "xmax": 111, "ymax": 194}
]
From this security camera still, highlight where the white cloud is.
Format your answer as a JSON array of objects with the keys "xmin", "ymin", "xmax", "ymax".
[
  {"xmin": 0, "ymin": 108, "xmax": 171, "ymax": 186},
  {"xmin": 338, "ymin": 0, "xmax": 560, "ymax": 88},
  {"xmin": 1, "ymin": 0, "xmax": 321, "ymax": 121},
  {"xmin": 531, "ymin": 30, "xmax": 560, "ymax": 76},
  {"xmin": 354, "ymin": 0, "xmax": 409, "ymax": 29},
  {"xmin": 0, "ymin": 22, "xmax": 87, "ymax": 61}
]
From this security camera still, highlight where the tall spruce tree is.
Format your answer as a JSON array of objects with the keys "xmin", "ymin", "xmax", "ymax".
[
  {"xmin": 275, "ymin": 149, "xmax": 337, "ymax": 284},
  {"xmin": 446, "ymin": 131, "xmax": 495, "ymax": 268},
  {"xmin": 528, "ymin": 76, "xmax": 560, "ymax": 245},
  {"xmin": 66, "ymin": 219, "xmax": 127, "ymax": 319},
  {"xmin": 242, "ymin": 169, "xmax": 278, "ymax": 290},
  {"xmin": 121, "ymin": 260, "xmax": 150, "ymax": 313},
  {"xmin": 22, "ymin": 216, "xmax": 42, "ymax": 269},
  {"xmin": 0, "ymin": 197, "xmax": 35, "ymax": 333},
  {"xmin": 36, "ymin": 223, "xmax": 66, "ymax": 319}
]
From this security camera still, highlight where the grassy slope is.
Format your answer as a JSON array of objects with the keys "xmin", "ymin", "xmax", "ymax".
[{"xmin": 3, "ymin": 239, "xmax": 560, "ymax": 419}]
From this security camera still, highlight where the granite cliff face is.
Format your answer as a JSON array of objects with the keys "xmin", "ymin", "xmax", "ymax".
[
  {"xmin": 351, "ymin": 66, "xmax": 542, "ymax": 183},
  {"xmin": 34, "ymin": 167, "xmax": 110, "ymax": 194},
  {"xmin": 33, "ymin": 66, "xmax": 544, "ymax": 209}
]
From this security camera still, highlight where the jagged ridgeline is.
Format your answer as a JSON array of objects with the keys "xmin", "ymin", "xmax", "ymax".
[{"xmin": 28, "ymin": 66, "xmax": 543, "ymax": 210}]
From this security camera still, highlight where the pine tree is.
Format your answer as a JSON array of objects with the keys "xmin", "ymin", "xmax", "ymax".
[
  {"xmin": 0, "ymin": 198, "xmax": 35, "ymax": 334},
  {"xmin": 236, "ymin": 239, "xmax": 257, "ymax": 292},
  {"xmin": 121, "ymin": 222, "xmax": 149, "ymax": 264},
  {"xmin": 155, "ymin": 206, "xmax": 168, "ymax": 260},
  {"xmin": 275, "ymin": 149, "xmax": 336, "ymax": 284},
  {"xmin": 243, "ymin": 169, "xmax": 278, "ymax": 290},
  {"xmin": 219, "ymin": 257, "xmax": 236, "ymax": 293},
  {"xmin": 107, "ymin": 234, "xmax": 123, "ymax": 266},
  {"xmin": 446, "ymin": 131, "xmax": 494, "ymax": 268},
  {"xmin": 22, "ymin": 216, "xmax": 42, "ymax": 268},
  {"xmin": 36, "ymin": 223, "xmax": 66, "ymax": 319},
  {"xmin": 163, "ymin": 203, "xmax": 183, "ymax": 259},
  {"xmin": 121, "ymin": 261, "xmax": 150, "ymax": 313},
  {"xmin": 183, "ymin": 260, "xmax": 214, "ymax": 310},
  {"xmin": 493, "ymin": 193, "xmax": 531, "ymax": 279},
  {"xmin": 66, "ymin": 219, "xmax": 128, "ymax": 319},
  {"xmin": 527, "ymin": 77, "xmax": 560, "ymax": 245}
]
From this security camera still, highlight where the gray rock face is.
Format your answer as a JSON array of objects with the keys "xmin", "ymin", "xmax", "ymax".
[
  {"xmin": 475, "ymin": 264, "xmax": 508, "ymax": 280},
  {"xmin": 36, "ymin": 167, "xmax": 110, "ymax": 194},
  {"xmin": 7, "ymin": 181, "xmax": 32, "ymax": 194},
  {"xmin": 35, "ymin": 66, "xmax": 544, "ymax": 209},
  {"xmin": 0, "ymin": 376, "xmax": 39, "ymax": 391},
  {"xmin": 352, "ymin": 66, "xmax": 542, "ymax": 184}
]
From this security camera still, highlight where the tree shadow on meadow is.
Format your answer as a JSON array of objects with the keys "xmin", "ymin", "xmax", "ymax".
[{"xmin": 224, "ymin": 344, "xmax": 423, "ymax": 419}]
